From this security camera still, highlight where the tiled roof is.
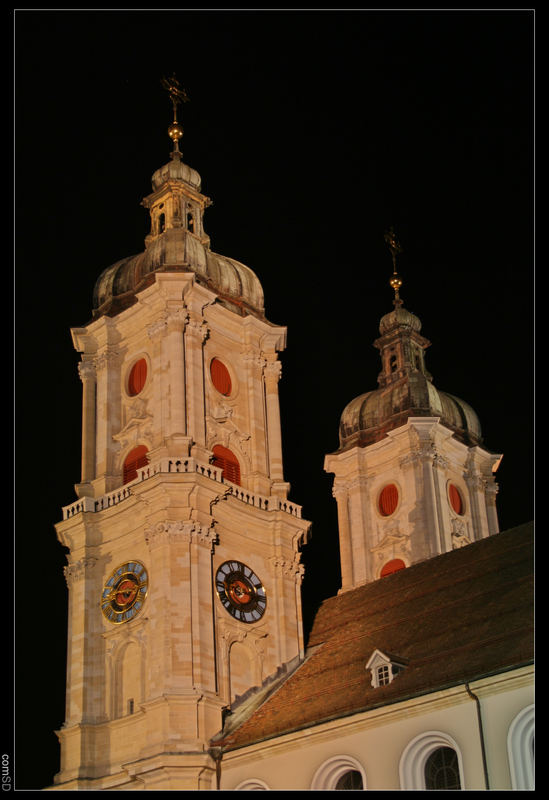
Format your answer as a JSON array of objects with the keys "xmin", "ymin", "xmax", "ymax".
[{"xmin": 213, "ymin": 523, "xmax": 534, "ymax": 751}]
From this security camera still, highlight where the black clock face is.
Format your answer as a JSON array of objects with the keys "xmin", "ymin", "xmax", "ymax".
[{"xmin": 215, "ymin": 560, "xmax": 266, "ymax": 623}]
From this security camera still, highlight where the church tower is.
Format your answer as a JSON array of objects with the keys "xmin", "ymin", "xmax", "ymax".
[
  {"xmin": 52, "ymin": 80, "xmax": 311, "ymax": 791},
  {"xmin": 324, "ymin": 229, "xmax": 502, "ymax": 592}
]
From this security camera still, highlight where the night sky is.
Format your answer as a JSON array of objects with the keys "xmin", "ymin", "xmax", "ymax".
[{"xmin": 14, "ymin": 9, "xmax": 534, "ymax": 790}]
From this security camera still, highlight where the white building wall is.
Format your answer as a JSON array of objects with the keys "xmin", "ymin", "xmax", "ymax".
[{"xmin": 219, "ymin": 666, "xmax": 534, "ymax": 791}]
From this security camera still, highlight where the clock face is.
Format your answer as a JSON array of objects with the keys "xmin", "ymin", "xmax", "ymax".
[
  {"xmin": 215, "ymin": 560, "xmax": 266, "ymax": 623},
  {"xmin": 101, "ymin": 561, "xmax": 148, "ymax": 624}
]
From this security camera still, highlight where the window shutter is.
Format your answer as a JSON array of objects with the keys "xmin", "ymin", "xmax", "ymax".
[
  {"xmin": 449, "ymin": 484, "xmax": 463, "ymax": 515},
  {"xmin": 128, "ymin": 358, "xmax": 147, "ymax": 396},
  {"xmin": 123, "ymin": 445, "xmax": 149, "ymax": 484},
  {"xmin": 212, "ymin": 445, "xmax": 241, "ymax": 486},
  {"xmin": 210, "ymin": 358, "xmax": 232, "ymax": 396},
  {"xmin": 379, "ymin": 484, "xmax": 398, "ymax": 516},
  {"xmin": 380, "ymin": 558, "xmax": 406, "ymax": 577}
]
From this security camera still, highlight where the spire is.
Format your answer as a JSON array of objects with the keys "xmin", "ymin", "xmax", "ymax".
[
  {"xmin": 384, "ymin": 226, "xmax": 404, "ymax": 308},
  {"xmin": 161, "ymin": 73, "xmax": 189, "ymax": 159}
]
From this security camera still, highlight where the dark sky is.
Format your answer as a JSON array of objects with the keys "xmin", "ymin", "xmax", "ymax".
[{"xmin": 14, "ymin": 9, "xmax": 534, "ymax": 790}]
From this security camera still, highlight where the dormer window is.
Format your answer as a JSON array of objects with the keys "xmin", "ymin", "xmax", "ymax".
[{"xmin": 366, "ymin": 649, "xmax": 407, "ymax": 688}]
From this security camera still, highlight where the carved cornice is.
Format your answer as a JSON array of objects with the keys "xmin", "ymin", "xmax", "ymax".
[
  {"xmin": 144, "ymin": 520, "xmax": 217, "ymax": 550},
  {"xmin": 147, "ymin": 318, "xmax": 168, "ymax": 340},
  {"xmin": 94, "ymin": 349, "xmax": 121, "ymax": 373},
  {"xmin": 269, "ymin": 553, "xmax": 304, "ymax": 580},
  {"xmin": 242, "ymin": 351, "xmax": 267, "ymax": 375},
  {"xmin": 63, "ymin": 557, "xmax": 98, "ymax": 586},
  {"xmin": 166, "ymin": 308, "xmax": 189, "ymax": 333},
  {"xmin": 186, "ymin": 317, "xmax": 209, "ymax": 342},
  {"xmin": 77, "ymin": 360, "xmax": 96, "ymax": 382},
  {"xmin": 263, "ymin": 360, "xmax": 282, "ymax": 388}
]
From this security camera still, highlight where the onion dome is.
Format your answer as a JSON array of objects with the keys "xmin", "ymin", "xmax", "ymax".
[
  {"xmin": 337, "ymin": 232, "xmax": 483, "ymax": 450},
  {"xmin": 92, "ymin": 78, "xmax": 265, "ymax": 320}
]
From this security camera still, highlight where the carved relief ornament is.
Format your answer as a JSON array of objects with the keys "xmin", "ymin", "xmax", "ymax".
[{"xmin": 144, "ymin": 520, "xmax": 217, "ymax": 550}]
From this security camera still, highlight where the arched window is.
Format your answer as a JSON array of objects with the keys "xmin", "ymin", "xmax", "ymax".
[
  {"xmin": 399, "ymin": 731, "xmax": 464, "ymax": 790},
  {"xmin": 310, "ymin": 755, "xmax": 367, "ymax": 791},
  {"xmin": 127, "ymin": 358, "xmax": 147, "ymax": 396},
  {"xmin": 234, "ymin": 779, "xmax": 270, "ymax": 790},
  {"xmin": 379, "ymin": 484, "xmax": 399, "ymax": 516},
  {"xmin": 380, "ymin": 558, "xmax": 406, "ymax": 578},
  {"xmin": 335, "ymin": 770, "xmax": 363, "ymax": 790},
  {"xmin": 212, "ymin": 445, "xmax": 241, "ymax": 486},
  {"xmin": 123, "ymin": 445, "xmax": 149, "ymax": 485},
  {"xmin": 424, "ymin": 746, "xmax": 461, "ymax": 790},
  {"xmin": 507, "ymin": 704, "xmax": 535, "ymax": 790}
]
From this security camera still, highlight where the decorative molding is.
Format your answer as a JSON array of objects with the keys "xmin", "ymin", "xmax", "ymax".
[
  {"xmin": 450, "ymin": 518, "xmax": 471, "ymax": 549},
  {"xmin": 371, "ymin": 520, "xmax": 410, "ymax": 555},
  {"xmin": 166, "ymin": 307, "xmax": 189, "ymax": 333},
  {"xmin": 77, "ymin": 360, "xmax": 96, "ymax": 382},
  {"xmin": 147, "ymin": 318, "xmax": 168, "ymax": 340},
  {"xmin": 63, "ymin": 557, "xmax": 98, "ymax": 586},
  {"xmin": 263, "ymin": 359, "xmax": 282, "ymax": 387},
  {"xmin": 94, "ymin": 349, "xmax": 121, "ymax": 372},
  {"xmin": 186, "ymin": 317, "xmax": 209, "ymax": 342},
  {"xmin": 270, "ymin": 552, "xmax": 305, "ymax": 580},
  {"xmin": 113, "ymin": 399, "xmax": 153, "ymax": 452},
  {"xmin": 144, "ymin": 520, "xmax": 217, "ymax": 550}
]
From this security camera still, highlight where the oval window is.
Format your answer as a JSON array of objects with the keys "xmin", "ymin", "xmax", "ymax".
[
  {"xmin": 128, "ymin": 358, "xmax": 147, "ymax": 396},
  {"xmin": 123, "ymin": 445, "xmax": 149, "ymax": 485},
  {"xmin": 449, "ymin": 483, "xmax": 464, "ymax": 515},
  {"xmin": 380, "ymin": 558, "xmax": 406, "ymax": 578},
  {"xmin": 379, "ymin": 484, "xmax": 399, "ymax": 516},
  {"xmin": 212, "ymin": 444, "xmax": 241, "ymax": 486},
  {"xmin": 210, "ymin": 358, "xmax": 232, "ymax": 396}
]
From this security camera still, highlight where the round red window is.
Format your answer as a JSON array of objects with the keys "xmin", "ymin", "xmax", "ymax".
[
  {"xmin": 128, "ymin": 358, "xmax": 147, "ymax": 396},
  {"xmin": 379, "ymin": 484, "xmax": 399, "ymax": 516},
  {"xmin": 449, "ymin": 483, "xmax": 464, "ymax": 515},
  {"xmin": 210, "ymin": 358, "xmax": 232, "ymax": 396}
]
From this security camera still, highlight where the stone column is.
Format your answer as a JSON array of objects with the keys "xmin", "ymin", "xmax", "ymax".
[
  {"xmin": 332, "ymin": 478, "xmax": 354, "ymax": 591},
  {"xmin": 166, "ymin": 308, "xmax": 190, "ymax": 453},
  {"xmin": 243, "ymin": 351, "xmax": 270, "ymax": 493},
  {"xmin": 62, "ymin": 557, "xmax": 99, "ymax": 726},
  {"xmin": 94, "ymin": 348, "xmax": 121, "ymax": 494},
  {"xmin": 186, "ymin": 316, "xmax": 210, "ymax": 462},
  {"xmin": 484, "ymin": 477, "xmax": 500, "ymax": 536},
  {"xmin": 77, "ymin": 359, "xmax": 96, "ymax": 491},
  {"xmin": 263, "ymin": 359, "xmax": 287, "ymax": 496}
]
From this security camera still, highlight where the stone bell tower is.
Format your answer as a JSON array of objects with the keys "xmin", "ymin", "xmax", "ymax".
[
  {"xmin": 324, "ymin": 229, "xmax": 502, "ymax": 592},
  {"xmin": 52, "ymin": 79, "xmax": 311, "ymax": 791}
]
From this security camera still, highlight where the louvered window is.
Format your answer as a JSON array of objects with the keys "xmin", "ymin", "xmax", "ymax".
[
  {"xmin": 380, "ymin": 558, "xmax": 406, "ymax": 578},
  {"xmin": 449, "ymin": 483, "xmax": 464, "ymax": 515},
  {"xmin": 210, "ymin": 358, "xmax": 232, "ymax": 396},
  {"xmin": 123, "ymin": 445, "xmax": 149, "ymax": 484},
  {"xmin": 379, "ymin": 484, "xmax": 399, "ymax": 516},
  {"xmin": 212, "ymin": 445, "xmax": 241, "ymax": 485},
  {"xmin": 128, "ymin": 358, "xmax": 147, "ymax": 396}
]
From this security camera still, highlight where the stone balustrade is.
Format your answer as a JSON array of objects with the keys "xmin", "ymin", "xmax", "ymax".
[{"xmin": 62, "ymin": 457, "xmax": 302, "ymax": 519}]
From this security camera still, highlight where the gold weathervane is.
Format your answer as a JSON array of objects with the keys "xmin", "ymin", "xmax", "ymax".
[
  {"xmin": 161, "ymin": 74, "xmax": 189, "ymax": 153},
  {"xmin": 384, "ymin": 226, "xmax": 404, "ymax": 306}
]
